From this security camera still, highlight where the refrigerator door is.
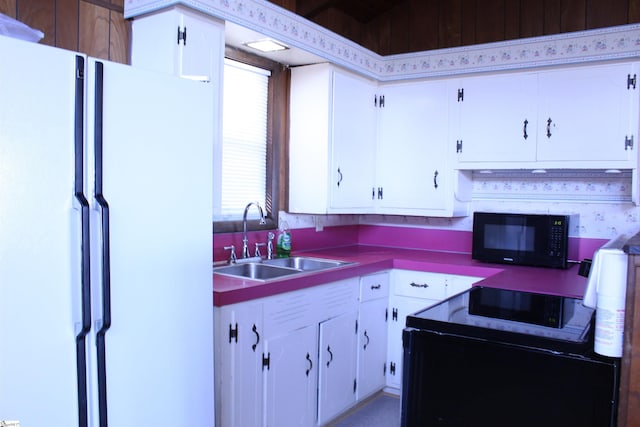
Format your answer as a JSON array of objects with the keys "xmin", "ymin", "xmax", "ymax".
[
  {"xmin": 0, "ymin": 36, "xmax": 88, "ymax": 426},
  {"xmin": 85, "ymin": 58, "xmax": 214, "ymax": 426}
]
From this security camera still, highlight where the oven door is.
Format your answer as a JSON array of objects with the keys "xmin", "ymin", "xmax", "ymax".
[{"xmin": 401, "ymin": 327, "xmax": 619, "ymax": 427}]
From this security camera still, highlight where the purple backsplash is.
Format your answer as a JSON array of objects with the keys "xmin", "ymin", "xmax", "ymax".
[{"xmin": 213, "ymin": 224, "xmax": 608, "ymax": 262}]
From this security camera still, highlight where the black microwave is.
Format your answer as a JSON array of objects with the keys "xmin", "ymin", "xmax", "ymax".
[{"xmin": 472, "ymin": 212, "xmax": 576, "ymax": 269}]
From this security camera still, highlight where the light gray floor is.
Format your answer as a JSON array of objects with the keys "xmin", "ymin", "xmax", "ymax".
[{"xmin": 329, "ymin": 393, "xmax": 401, "ymax": 427}]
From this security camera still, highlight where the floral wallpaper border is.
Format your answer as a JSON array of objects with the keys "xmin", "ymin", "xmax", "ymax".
[{"xmin": 124, "ymin": 0, "xmax": 640, "ymax": 81}]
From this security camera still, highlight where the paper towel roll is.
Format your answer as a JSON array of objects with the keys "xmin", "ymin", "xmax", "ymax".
[
  {"xmin": 594, "ymin": 295, "xmax": 626, "ymax": 357},
  {"xmin": 583, "ymin": 235, "xmax": 628, "ymax": 357}
]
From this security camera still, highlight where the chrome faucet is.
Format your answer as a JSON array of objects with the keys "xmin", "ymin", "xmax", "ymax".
[{"xmin": 242, "ymin": 201, "xmax": 266, "ymax": 258}]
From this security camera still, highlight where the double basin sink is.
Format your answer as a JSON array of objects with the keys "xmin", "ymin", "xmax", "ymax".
[{"xmin": 213, "ymin": 256, "xmax": 353, "ymax": 282}]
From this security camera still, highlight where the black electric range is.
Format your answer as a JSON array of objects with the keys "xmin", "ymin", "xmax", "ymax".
[{"xmin": 401, "ymin": 287, "xmax": 620, "ymax": 427}]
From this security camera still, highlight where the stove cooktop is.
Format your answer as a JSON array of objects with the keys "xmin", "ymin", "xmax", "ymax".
[{"xmin": 405, "ymin": 286, "xmax": 595, "ymax": 354}]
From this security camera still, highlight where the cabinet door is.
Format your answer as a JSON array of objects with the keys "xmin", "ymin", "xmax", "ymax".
[
  {"xmin": 318, "ymin": 310, "xmax": 359, "ymax": 425},
  {"xmin": 453, "ymin": 72, "xmax": 538, "ymax": 163},
  {"xmin": 357, "ymin": 298, "xmax": 388, "ymax": 399},
  {"xmin": 214, "ymin": 301, "xmax": 264, "ymax": 427},
  {"xmin": 377, "ymin": 80, "xmax": 450, "ymax": 212},
  {"xmin": 178, "ymin": 9, "xmax": 224, "ymax": 80},
  {"xmin": 330, "ymin": 70, "xmax": 377, "ymax": 211},
  {"xmin": 537, "ymin": 63, "xmax": 638, "ymax": 163},
  {"xmin": 131, "ymin": 6, "xmax": 224, "ymax": 81},
  {"xmin": 387, "ymin": 297, "xmax": 435, "ymax": 390},
  {"xmin": 263, "ymin": 324, "xmax": 318, "ymax": 427}
]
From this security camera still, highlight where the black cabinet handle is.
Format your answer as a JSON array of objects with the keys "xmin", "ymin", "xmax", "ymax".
[
  {"xmin": 306, "ymin": 352, "xmax": 313, "ymax": 376},
  {"xmin": 410, "ymin": 282, "xmax": 429, "ymax": 288},
  {"xmin": 326, "ymin": 346, "xmax": 333, "ymax": 367},
  {"xmin": 337, "ymin": 167, "xmax": 343, "ymax": 187},
  {"xmin": 371, "ymin": 284, "xmax": 381, "ymax": 290},
  {"xmin": 364, "ymin": 330, "xmax": 370, "ymax": 350},
  {"xmin": 546, "ymin": 118, "xmax": 553, "ymax": 138},
  {"xmin": 433, "ymin": 170, "xmax": 439, "ymax": 189},
  {"xmin": 251, "ymin": 324, "xmax": 260, "ymax": 352},
  {"xmin": 523, "ymin": 119, "xmax": 529, "ymax": 140}
]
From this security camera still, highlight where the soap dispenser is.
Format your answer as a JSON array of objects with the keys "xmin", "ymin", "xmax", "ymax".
[{"xmin": 276, "ymin": 221, "xmax": 292, "ymax": 258}]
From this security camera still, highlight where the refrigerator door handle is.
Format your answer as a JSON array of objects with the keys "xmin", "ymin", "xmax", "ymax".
[
  {"xmin": 93, "ymin": 60, "xmax": 112, "ymax": 427},
  {"xmin": 73, "ymin": 54, "xmax": 91, "ymax": 427}
]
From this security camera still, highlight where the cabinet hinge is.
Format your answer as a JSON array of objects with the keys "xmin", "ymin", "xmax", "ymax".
[
  {"xmin": 625, "ymin": 135, "xmax": 634, "ymax": 150},
  {"xmin": 456, "ymin": 140, "xmax": 463, "ymax": 153},
  {"xmin": 628, "ymin": 73, "xmax": 637, "ymax": 90},
  {"xmin": 457, "ymin": 88, "xmax": 464, "ymax": 102},
  {"xmin": 177, "ymin": 26, "xmax": 187, "ymax": 45},
  {"xmin": 228, "ymin": 322, "xmax": 238, "ymax": 343},
  {"xmin": 262, "ymin": 352, "xmax": 271, "ymax": 370},
  {"xmin": 392, "ymin": 308, "xmax": 398, "ymax": 321},
  {"xmin": 390, "ymin": 362, "xmax": 396, "ymax": 375}
]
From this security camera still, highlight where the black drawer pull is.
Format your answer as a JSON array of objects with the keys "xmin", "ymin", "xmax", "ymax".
[
  {"xmin": 410, "ymin": 282, "xmax": 429, "ymax": 288},
  {"xmin": 370, "ymin": 284, "xmax": 381, "ymax": 290}
]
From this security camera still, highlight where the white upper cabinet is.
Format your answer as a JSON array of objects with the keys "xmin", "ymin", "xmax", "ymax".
[
  {"xmin": 130, "ymin": 6, "xmax": 224, "ymax": 81},
  {"xmin": 289, "ymin": 63, "xmax": 377, "ymax": 214},
  {"xmin": 377, "ymin": 79, "xmax": 470, "ymax": 216},
  {"xmin": 290, "ymin": 64, "xmax": 470, "ymax": 217},
  {"xmin": 537, "ymin": 63, "xmax": 639, "ymax": 164},
  {"xmin": 452, "ymin": 61, "xmax": 639, "ymax": 169},
  {"xmin": 330, "ymin": 70, "xmax": 378, "ymax": 210},
  {"xmin": 451, "ymin": 71, "xmax": 538, "ymax": 163}
]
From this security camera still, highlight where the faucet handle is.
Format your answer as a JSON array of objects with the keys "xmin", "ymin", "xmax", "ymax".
[
  {"xmin": 223, "ymin": 245, "xmax": 237, "ymax": 264},
  {"xmin": 267, "ymin": 232, "xmax": 275, "ymax": 259},
  {"xmin": 255, "ymin": 242, "xmax": 266, "ymax": 257}
]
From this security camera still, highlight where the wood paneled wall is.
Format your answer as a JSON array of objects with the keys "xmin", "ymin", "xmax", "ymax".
[
  {"xmin": 0, "ymin": 0, "xmax": 129, "ymax": 63},
  {"xmin": 270, "ymin": 0, "xmax": 640, "ymax": 55}
]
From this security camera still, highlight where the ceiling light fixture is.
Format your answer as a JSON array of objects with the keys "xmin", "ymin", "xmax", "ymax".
[{"xmin": 244, "ymin": 38, "xmax": 289, "ymax": 52}]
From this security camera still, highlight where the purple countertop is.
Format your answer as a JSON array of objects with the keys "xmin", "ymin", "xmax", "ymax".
[{"xmin": 213, "ymin": 245, "xmax": 589, "ymax": 306}]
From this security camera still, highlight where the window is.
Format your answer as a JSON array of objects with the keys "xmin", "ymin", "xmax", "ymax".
[
  {"xmin": 219, "ymin": 59, "xmax": 269, "ymax": 218},
  {"xmin": 213, "ymin": 48, "xmax": 288, "ymax": 233}
]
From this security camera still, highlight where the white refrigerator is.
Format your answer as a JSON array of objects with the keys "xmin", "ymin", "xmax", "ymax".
[{"xmin": 0, "ymin": 34, "xmax": 214, "ymax": 426}]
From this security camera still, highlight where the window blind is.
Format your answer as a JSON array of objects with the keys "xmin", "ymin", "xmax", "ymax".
[{"xmin": 220, "ymin": 59, "xmax": 270, "ymax": 220}]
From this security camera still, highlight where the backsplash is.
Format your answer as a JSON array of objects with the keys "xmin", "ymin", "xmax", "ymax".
[{"xmin": 280, "ymin": 172, "xmax": 640, "ymax": 240}]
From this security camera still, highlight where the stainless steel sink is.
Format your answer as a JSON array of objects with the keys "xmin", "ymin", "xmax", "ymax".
[
  {"xmin": 262, "ymin": 256, "xmax": 349, "ymax": 271},
  {"xmin": 213, "ymin": 262, "xmax": 300, "ymax": 281},
  {"xmin": 213, "ymin": 256, "xmax": 353, "ymax": 281}
]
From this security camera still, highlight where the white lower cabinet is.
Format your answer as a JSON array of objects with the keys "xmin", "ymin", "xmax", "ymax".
[
  {"xmin": 263, "ymin": 324, "xmax": 318, "ymax": 427},
  {"xmin": 214, "ymin": 269, "xmax": 483, "ymax": 425},
  {"xmin": 317, "ymin": 310, "xmax": 359, "ymax": 425},
  {"xmin": 386, "ymin": 270, "xmax": 483, "ymax": 391},
  {"xmin": 214, "ymin": 300, "xmax": 264, "ymax": 427},
  {"xmin": 357, "ymin": 298, "xmax": 389, "ymax": 398},
  {"xmin": 357, "ymin": 272, "xmax": 389, "ymax": 399}
]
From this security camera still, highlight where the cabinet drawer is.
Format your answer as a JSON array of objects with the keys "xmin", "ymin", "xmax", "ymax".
[
  {"xmin": 393, "ymin": 270, "xmax": 447, "ymax": 300},
  {"xmin": 448, "ymin": 275, "xmax": 483, "ymax": 296},
  {"xmin": 360, "ymin": 272, "xmax": 390, "ymax": 302}
]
